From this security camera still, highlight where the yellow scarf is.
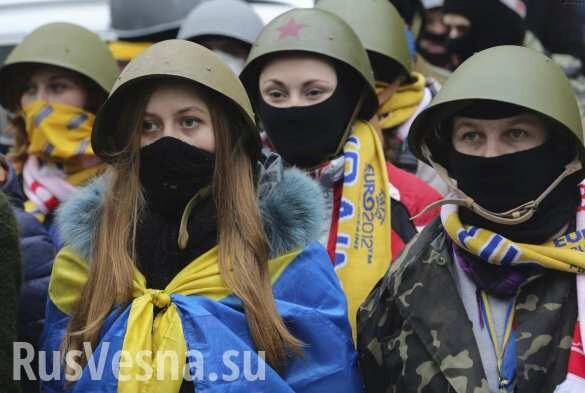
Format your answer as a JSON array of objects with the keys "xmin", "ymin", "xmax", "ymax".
[
  {"xmin": 22, "ymin": 101, "xmax": 104, "ymax": 221},
  {"xmin": 377, "ymin": 72, "xmax": 425, "ymax": 130},
  {"xmin": 109, "ymin": 41, "xmax": 151, "ymax": 62},
  {"xmin": 24, "ymin": 100, "xmax": 98, "ymax": 163},
  {"xmin": 334, "ymin": 120, "xmax": 392, "ymax": 338},
  {"xmin": 49, "ymin": 246, "xmax": 300, "ymax": 391}
]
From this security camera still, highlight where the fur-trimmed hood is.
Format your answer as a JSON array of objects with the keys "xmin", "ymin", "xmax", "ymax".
[{"xmin": 56, "ymin": 154, "xmax": 325, "ymax": 261}]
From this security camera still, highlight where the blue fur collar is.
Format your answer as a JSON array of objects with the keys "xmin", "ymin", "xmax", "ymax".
[{"xmin": 56, "ymin": 163, "xmax": 324, "ymax": 261}]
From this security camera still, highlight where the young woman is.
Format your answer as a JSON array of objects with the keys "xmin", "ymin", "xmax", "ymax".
[
  {"xmin": 0, "ymin": 22, "xmax": 118, "ymax": 229},
  {"xmin": 41, "ymin": 40, "xmax": 361, "ymax": 392},
  {"xmin": 358, "ymin": 46, "xmax": 585, "ymax": 393},
  {"xmin": 0, "ymin": 22, "xmax": 118, "ymax": 393},
  {"xmin": 241, "ymin": 8, "xmax": 418, "ymax": 336}
]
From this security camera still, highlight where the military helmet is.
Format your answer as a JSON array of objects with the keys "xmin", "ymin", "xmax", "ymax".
[
  {"xmin": 240, "ymin": 8, "xmax": 378, "ymax": 120},
  {"xmin": 316, "ymin": 0, "xmax": 412, "ymax": 81},
  {"xmin": 408, "ymin": 45, "xmax": 585, "ymax": 178},
  {"xmin": 110, "ymin": 0, "xmax": 203, "ymax": 39},
  {"xmin": 0, "ymin": 22, "xmax": 118, "ymax": 111},
  {"xmin": 92, "ymin": 39, "xmax": 258, "ymax": 163},
  {"xmin": 178, "ymin": 0, "xmax": 264, "ymax": 47}
]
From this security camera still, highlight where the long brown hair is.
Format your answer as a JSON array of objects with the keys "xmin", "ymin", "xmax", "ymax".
[{"xmin": 62, "ymin": 79, "xmax": 301, "ymax": 377}]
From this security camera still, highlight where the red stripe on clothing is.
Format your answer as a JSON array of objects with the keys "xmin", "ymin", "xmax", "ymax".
[
  {"xmin": 327, "ymin": 181, "xmax": 343, "ymax": 264},
  {"xmin": 30, "ymin": 180, "xmax": 41, "ymax": 193},
  {"xmin": 568, "ymin": 322, "xmax": 585, "ymax": 378}
]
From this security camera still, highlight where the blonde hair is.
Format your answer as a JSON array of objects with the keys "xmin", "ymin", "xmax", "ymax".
[{"xmin": 62, "ymin": 80, "xmax": 301, "ymax": 377}]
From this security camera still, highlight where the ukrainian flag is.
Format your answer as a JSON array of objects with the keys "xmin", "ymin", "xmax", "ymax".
[{"xmin": 40, "ymin": 242, "xmax": 362, "ymax": 392}]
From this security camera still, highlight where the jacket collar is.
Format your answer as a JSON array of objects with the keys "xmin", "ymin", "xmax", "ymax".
[
  {"xmin": 56, "ymin": 153, "xmax": 325, "ymax": 261},
  {"xmin": 392, "ymin": 219, "xmax": 489, "ymax": 393}
]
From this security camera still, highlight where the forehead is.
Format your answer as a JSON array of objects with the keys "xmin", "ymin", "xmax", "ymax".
[
  {"xmin": 453, "ymin": 112, "xmax": 546, "ymax": 128},
  {"xmin": 259, "ymin": 54, "xmax": 337, "ymax": 83},
  {"xmin": 443, "ymin": 13, "xmax": 471, "ymax": 27},
  {"xmin": 146, "ymin": 79, "xmax": 208, "ymax": 110}
]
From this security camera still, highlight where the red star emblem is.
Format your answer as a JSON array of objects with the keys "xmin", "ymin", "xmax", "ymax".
[{"xmin": 276, "ymin": 18, "xmax": 306, "ymax": 40}]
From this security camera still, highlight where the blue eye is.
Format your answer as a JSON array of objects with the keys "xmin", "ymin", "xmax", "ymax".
[
  {"xmin": 50, "ymin": 83, "xmax": 67, "ymax": 93},
  {"xmin": 461, "ymin": 131, "xmax": 482, "ymax": 143},
  {"xmin": 268, "ymin": 90, "xmax": 285, "ymax": 99},
  {"xmin": 181, "ymin": 117, "xmax": 201, "ymax": 129},
  {"xmin": 508, "ymin": 128, "xmax": 528, "ymax": 140},
  {"xmin": 142, "ymin": 119, "xmax": 159, "ymax": 133},
  {"xmin": 23, "ymin": 84, "xmax": 37, "ymax": 95}
]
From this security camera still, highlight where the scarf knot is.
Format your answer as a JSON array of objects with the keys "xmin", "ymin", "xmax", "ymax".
[{"xmin": 144, "ymin": 289, "xmax": 171, "ymax": 310}]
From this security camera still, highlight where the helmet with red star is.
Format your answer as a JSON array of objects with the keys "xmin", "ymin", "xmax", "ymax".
[{"xmin": 240, "ymin": 8, "xmax": 378, "ymax": 121}]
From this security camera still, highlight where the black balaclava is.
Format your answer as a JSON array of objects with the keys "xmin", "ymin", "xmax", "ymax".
[
  {"xmin": 444, "ymin": 102, "xmax": 580, "ymax": 244},
  {"xmin": 139, "ymin": 136, "xmax": 215, "ymax": 217},
  {"xmin": 443, "ymin": 0, "xmax": 526, "ymax": 67},
  {"xmin": 417, "ymin": 30, "xmax": 451, "ymax": 68},
  {"xmin": 416, "ymin": 6, "xmax": 451, "ymax": 69},
  {"xmin": 137, "ymin": 136, "xmax": 218, "ymax": 289},
  {"xmin": 257, "ymin": 62, "xmax": 362, "ymax": 168}
]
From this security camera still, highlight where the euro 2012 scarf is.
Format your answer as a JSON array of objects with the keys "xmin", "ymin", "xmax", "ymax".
[
  {"xmin": 333, "ymin": 120, "xmax": 392, "ymax": 338},
  {"xmin": 441, "ymin": 183, "xmax": 585, "ymax": 393},
  {"xmin": 22, "ymin": 100, "xmax": 103, "ymax": 222}
]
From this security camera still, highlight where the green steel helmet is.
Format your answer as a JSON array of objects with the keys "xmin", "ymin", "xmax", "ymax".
[
  {"xmin": 316, "ymin": 0, "xmax": 412, "ymax": 83},
  {"xmin": 0, "ymin": 22, "xmax": 118, "ymax": 112},
  {"xmin": 240, "ymin": 8, "xmax": 378, "ymax": 120},
  {"xmin": 409, "ymin": 45, "xmax": 585, "ymax": 178},
  {"xmin": 92, "ymin": 39, "xmax": 258, "ymax": 163}
]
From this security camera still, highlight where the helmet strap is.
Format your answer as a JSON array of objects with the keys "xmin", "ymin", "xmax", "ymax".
[
  {"xmin": 332, "ymin": 87, "xmax": 367, "ymax": 158},
  {"xmin": 178, "ymin": 186, "xmax": 212, "ymax": 250},
  {"xmin": 412, "ymin": 144, "xmax": 583, "ymax": 225}
]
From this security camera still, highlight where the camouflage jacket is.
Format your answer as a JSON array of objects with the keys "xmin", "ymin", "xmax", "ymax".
[{"xmin": 357, "ymin": 219, "xmax": 577, "ymax": 393}]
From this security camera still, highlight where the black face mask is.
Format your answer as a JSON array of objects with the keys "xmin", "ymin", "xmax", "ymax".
[
  {"xmin": 417, "ymin": 32, "xmax": 451, "ymax": 68},
  {"xmin": 448, "ymin": 140, "xmax": 580, "ymax": 244},
  {"xmin": 257, "ymin": 84, "xmax": 358, "ymax": 168},
  {"xmin": 139, "ymin": 137, "xmax": 215, "ymax": 217},
  {"xmin": 446, "ymin": 33, "xmax": 475, "ymax": 67}
]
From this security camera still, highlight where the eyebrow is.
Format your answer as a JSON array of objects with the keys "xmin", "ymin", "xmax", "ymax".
[
  {"xmin": 454, "ymin": 115, "xmax": 540, "ymax": 129},
  {"xmin": 176, "ymin": 106, "xmax": 207, "ymax": 116},
  {"xmin": 144, "ymin": 106, "xmax": 208, "ymax": 117},
  {"xmin": 453, "ymin": 120, "xmax": 479, "ymax": 129},
  {"xmin": 261, "ymin": 79, "xmax": 286, "ymax": 88},
  {"xmin": 302, "ymin": 79, "xmax": 333, "ymax": 87},
  {"xmin": 48, "ymin": 74, "xmax": 75, "ymax": 82},
  {"xmin": 261, "ymin": 78, "xmax": 333, "ymax": 88},
  {"xmin": 503, "ymin": 115, "xmax": 540, "ymax": 126}
]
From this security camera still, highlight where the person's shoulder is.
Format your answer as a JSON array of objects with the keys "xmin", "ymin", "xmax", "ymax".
[
  {"xmin": 56, "ymin": 176, "xmax": 105, "ymax": 261},
  {"xmin": 0, "ymin": 191, "xmax": 17, "ymax": 236},
  {"xmin": 384, "ymin": 218, "xmax": 446, "ymax": 295},
  {"xmin": 273, "ymin": 241, "xmax": 336, "ymax": 290},
  {"xmin": 257, "ymin": 154, "xmax": 325, "ymax": 258}
]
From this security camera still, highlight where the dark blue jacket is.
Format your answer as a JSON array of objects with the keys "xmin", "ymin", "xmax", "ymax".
[{"xmin": 0, "ymin": 156, "xmax": 56, "ymax": 349}]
